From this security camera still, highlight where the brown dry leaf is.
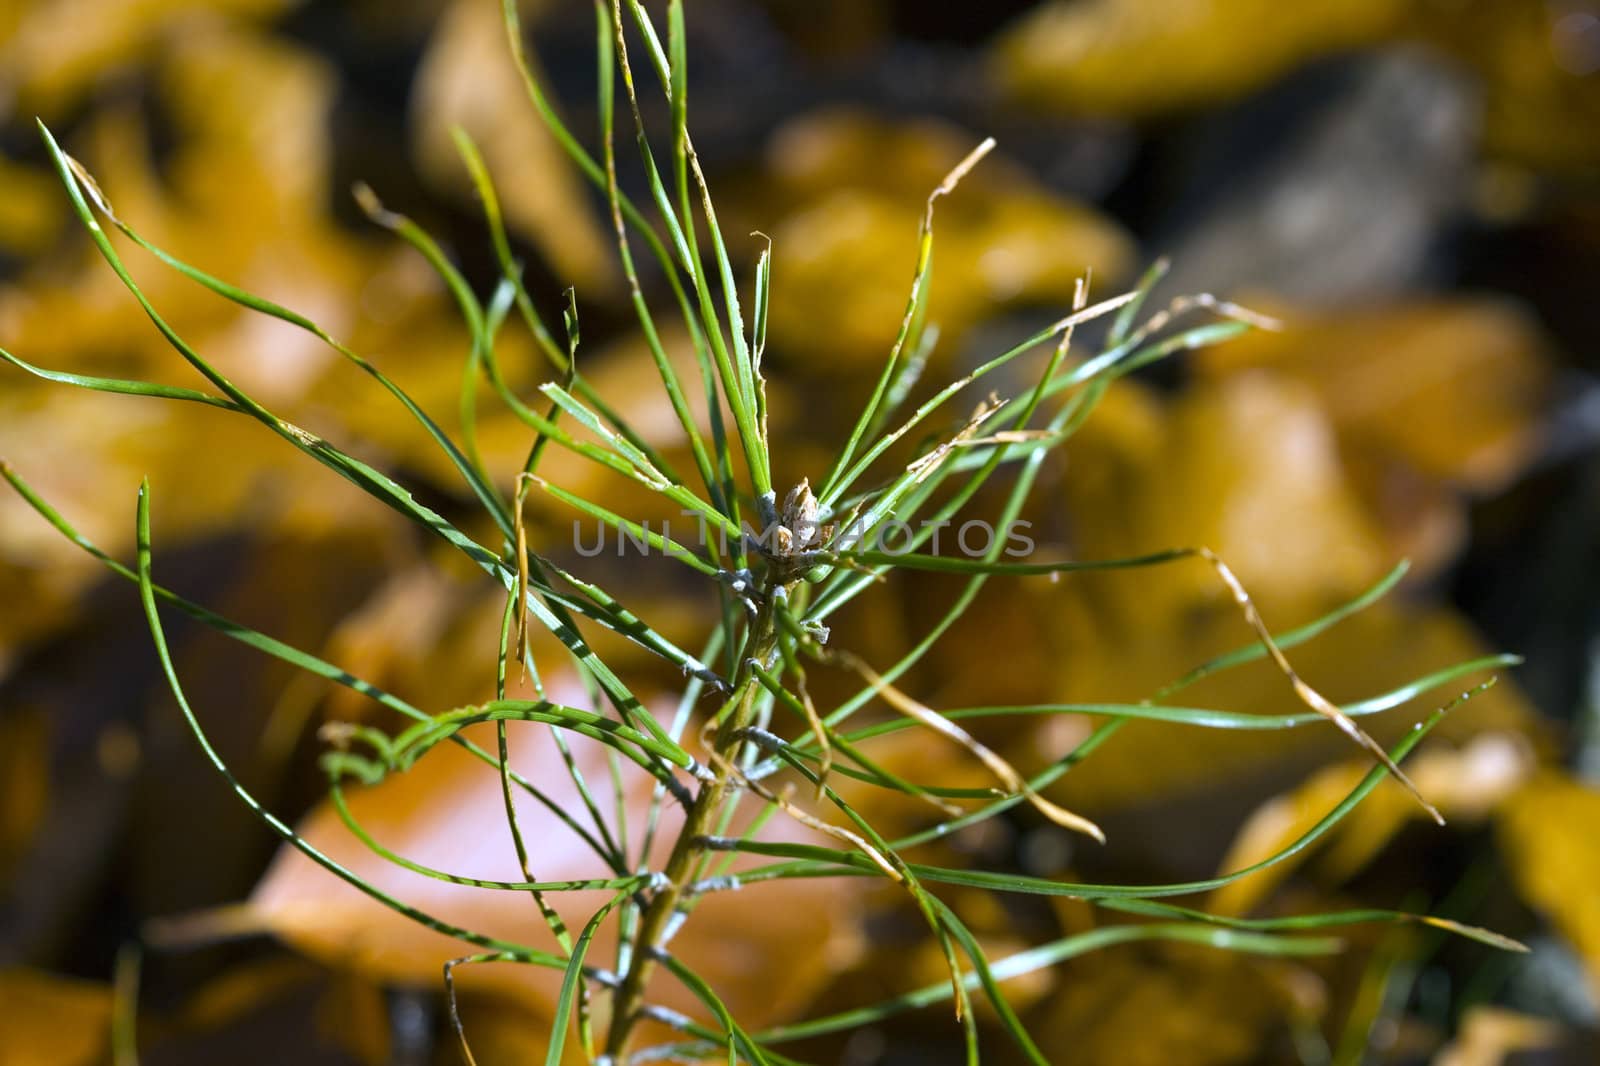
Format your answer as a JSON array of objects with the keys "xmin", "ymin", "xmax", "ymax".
[
  {"xmin": 0, "ymin": 6, "xmax": 729, "ymax": 701},
  {"xmin": 162, "ymin": 19, "xmax": 337, "ymax": 230},
  {"xmin": 1, "ymin": 16, "xmax": 376, "ymax": 406},
  {"xmin": 118, "ymin": 526, "xmax": 401, "ymax": 924},
  {"xmin": 760, "ymin": 110, "xmax": 1133, "ymax": 373},
  {"xmin": 299, "ymin": 537, "xmax": 714, "ymax": 753},
  {"xmin": 990, "ymin": 0, "xmax": 1405, "ymax": 117},
  {"xmin": 412, "ymin": 0, "xmax": 614, "ymax": 292},
  {"xmin": 912, "ymin": 579, "xmax": 1071, "ymax": 710},
  {"xmin": 1434, "ymin": 1005, "xmax": 1565, "ymax": 1066},
  {"xmin": 1209, "ymin": 731, "xmax": 1535, "ymax": 916},
  {"xmin": 0, "ymin": 968, "xmax": 112, "ymax": 1066},
  {"xmin": 243, "ymin": 677, "xmax": 863, "ymax": 1045},
  {"xmin": 300, "ymin": 257, "xmax": 513, "ymax": 477},
  {"xmin": 1497, "ymin": 771, "xmax": 1600, "ymax": 1003}
]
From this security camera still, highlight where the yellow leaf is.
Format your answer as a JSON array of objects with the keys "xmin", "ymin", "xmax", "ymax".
[
  {"xmin": 1208, "ymin": 759, "xmax": 1366, "ymax": 917},
  {"xmin": 940, "ymin": 368, "xmax": 1547, "ymax": 817},
  {"xmin": 1197, "ymin": 298, "xmax": 1550, "ymax": 578},
  {"xmin": 0, "ymin": 0, "xmax": 291, "ymax": 118},
  {"xmin": 0, "ymin": 968, "xmax": 111, "ymax": 1066},
  {"xmin": 1199, "ymin": 299, "xmax": 1550, "ymax": 492},
  {"xmin": 1497, "ymin": 771, "xmax": 1600, "ymax": 1002},
  {"xmin": 1210, "ymin": 732, "xmax": 1535, "ymax": 916},
  {"xmin": 1415, "ymin": 2, "xmax": 1600, "ymax": 176},
  {"xmin": 990, "ymin": 0, "xmax": 1405, "ymax": 116},
  {"xmin": 412, "ymin": 0, "xmax": 614, "ymax": 292},
  {"xmin": 1435, "ymin": 1006, "xmax": 1565, "ymax": 1066},
  {"xmin": 761, "ymin": 110, "xmax": 1132, "ymax": 373},
  {"xmin": 1030, "ymin": 946, "xmax": 1289, "ymax": 1066},
  {"xmin": 243, "ymin": 678, "xmax": 863, "ymax": 1038},
  {"xmin": 0, "ymin": 706, "xmax": 48, "ymax": 883},
  {"xmin": 0, "ymin": 156, "xmax": 63, "ymax": 255}
]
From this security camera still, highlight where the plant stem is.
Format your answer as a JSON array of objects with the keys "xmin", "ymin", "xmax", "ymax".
[{"xmin": 603, "ymin": 581, "xmax": 781, "ymax": 1058}]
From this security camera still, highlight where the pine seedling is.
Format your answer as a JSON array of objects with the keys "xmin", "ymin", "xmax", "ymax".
[{"xmin": 0, "ymin": 1, "xmax": 1526, "ymax": 1062}]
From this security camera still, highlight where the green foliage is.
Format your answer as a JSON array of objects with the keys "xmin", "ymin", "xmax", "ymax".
[{"xmin": 0, "ymin": 0, "xmax": 1524, "ymax": 1062}]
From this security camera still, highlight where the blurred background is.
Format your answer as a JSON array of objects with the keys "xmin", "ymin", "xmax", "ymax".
[{"xmin": 2, "ymin": 0, "xmax": 1599, "ymax": 1063}]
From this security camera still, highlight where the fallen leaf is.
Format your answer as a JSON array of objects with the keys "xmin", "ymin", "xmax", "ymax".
[
  {"xmin": 1415, "ymin": 1, "xmax": 1600, "ymax": 176},
  {"xmin": 316, "ymin": 564, "xmax": 469, "ymax": 726},
  {"xmin": 0, "ymin": 968, "xmax": 111, "ymax": 1066},
  {"xmin": 1199, "ymin": 299, "xmax": 1551, "ymax": 491},
  {"xmin": 1197, "ymin": 298, "xmax": 1551, "ymax": 578},
  {"xmin": 760, "ymin": 110, "xmax": 1132, "ymax": 373},
  {"xmin": 0, "ymin": 0, "xmax": 291, "ymax": 118},
  {"xmin": 0, "ymin": 155, "xmax": 63, "ymax": 256},
  {"xmin": 1209, "ymin": 731, "xmax": 1535, "ymax": 916},
  {"xmin": 438, "ymin": 992, "xmax": 583, "ymax": 1065},
  {"xmin": 318, "ymin": 968, "xmax": 393, "ymax": 1066},
  {"xmin": 1031, "ymin": 944, "xmax": 1291, "ymax": 1066},
  {"xmin": 1434, "ymin": 1005, "xmax": 1565, "ymax": 1066},
  {"xmin": 0, "ymin": 705, "xmax": 48, "ymax": 882},
  {"xmin": 244, "ymin": 676, "xmax": 864, "ymax": 1048},
  {"xmin": 987, "ymin": 0, "xmax": 1600, "ymax": 176},
  {"xmin": 412, "ymin": 0, "xmax": 614, "ymax": 292},
  {"xmin": 1065, "ymin": 372, "xmax": 1392, "ymax": 623},
  {"xmin": 873, "ymin": 369, "xmax": 1548, "ymax": 833},
  {"xmin": 990, "ymin": 0, "xmax": 1405, "ymax": 116},
  {"xmin": 1497, "ymin": 771, "xmax": 1600, "ymax": 1003}
]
